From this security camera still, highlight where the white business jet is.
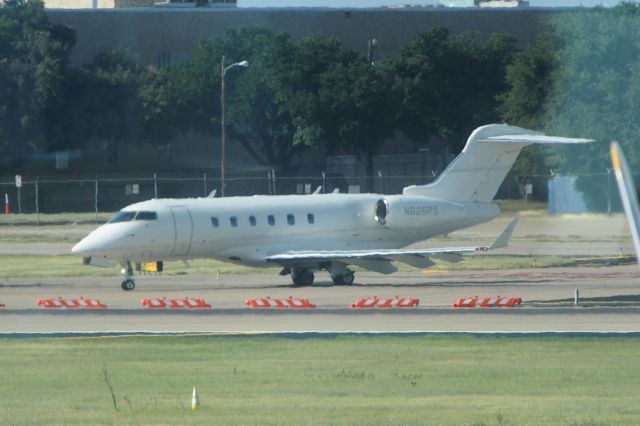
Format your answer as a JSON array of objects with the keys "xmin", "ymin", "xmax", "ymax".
[{"xmin": 72, "ymin": 124, "xmax": 592, "ymax": 290}]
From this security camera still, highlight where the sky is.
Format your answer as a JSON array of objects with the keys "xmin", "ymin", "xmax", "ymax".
[{"xmin": 238, "ymin": 1, "xmax": 622, "ymax": 7}]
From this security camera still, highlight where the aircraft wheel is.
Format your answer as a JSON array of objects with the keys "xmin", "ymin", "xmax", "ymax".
[
  {"xmin": 121, "ymin": 279, "xmax": 135, "ymax": 291},
  {"xmin": 342, "ymin": 271, "xmax": 355, "ymax": 285},
  {"xmin": 292, "ymin": 270, "xmax": 314, "ymax": 287},
  {"xmin": 332, "ymin": 272, "xmax": 354, "ymax": 286},
  {"xmin": 302, "ymin": 270, "xmax": 315, "ymax": 285},
  {"xmin": 332, "ymin": 275, "xmax": 345, "ymax": 285}
]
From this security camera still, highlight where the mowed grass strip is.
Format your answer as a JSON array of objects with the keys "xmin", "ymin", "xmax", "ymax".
[
  {"xmin": 0, "ymin": 335, "xmax": 638, "ymax": 425},
  {"xmin": 0, "ymin": 254, "xmax": 574, "ymax": 279}
]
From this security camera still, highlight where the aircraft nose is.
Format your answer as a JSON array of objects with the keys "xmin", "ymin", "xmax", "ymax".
[{"xmin": 71, "ymin": 238, "xmax": 92, "ymax": 255}]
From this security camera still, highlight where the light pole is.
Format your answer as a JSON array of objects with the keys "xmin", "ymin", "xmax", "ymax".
[{"xmin": 220, "ymin": 55, "xmax": 248, "ymax": 197}]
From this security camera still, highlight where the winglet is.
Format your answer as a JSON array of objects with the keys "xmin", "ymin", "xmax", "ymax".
[{"xmin": 488, "ymin": 217, "xmax": 519, "ymax": 250}]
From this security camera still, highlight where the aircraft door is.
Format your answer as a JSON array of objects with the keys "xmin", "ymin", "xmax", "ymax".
[{"xmin": 170, "ymin": 206, "xmax": 193, "ymax": 257}]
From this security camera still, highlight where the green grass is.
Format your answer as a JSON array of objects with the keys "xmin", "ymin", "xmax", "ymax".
[
  {"xmin": 0, "ymin": 254, "xmax": 579, "ymax": 278},
  {"xmin": 0, "ymin": 255, "xmax": 274, "ymax": 278},
  {"xmin": 0, "ymin": 335, "xmax": 638, "ymax": 425}
]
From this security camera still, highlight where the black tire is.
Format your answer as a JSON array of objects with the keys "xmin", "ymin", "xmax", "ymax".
[
  {"xmin": 332, "ymin": 272, "xmax": 354, "ymax": 286},
  {"xmin": 343, "ymin": 272, "xmax": 355, "ymax": 285},
  {"xmin": 301, "ymin": 270, "xmax": 314, "ymax": 286},
  {"xmin": 292, "ymin": 275, "xmax": 304, "ymax": 287},
  {"xmin": 121, "ymin": 279, "xmax": 135, "ymax": 291},
  {"xmin": 332, "ymin": 275, "xmax": 345, "ymax": 285},
  {"xmin": 292, "ymin": 269, "xmax": 314, "ymax": 287}
]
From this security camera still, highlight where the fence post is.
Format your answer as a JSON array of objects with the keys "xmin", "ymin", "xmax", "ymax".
[
  {"xmin": 95, "ymin": 175, "xmax": 99, "ymax": 224},
  {"xmin": 271, "ymin": 169, "xmax": 276, "ymax": 195},
  {"xmin": 153, "ymin": 173, "xmax": 158, "ymax": 199},
  {"xmin": 322, "ymin": 171, "xmax": 326, "ymax": 194},
  {"xmin": 203, "ymin": 172, "xmax": 207, "ymax": 197},
  {"xmin": 35, "ymin": 176, "xmax": 39, "ymax": 226},
  {"xmin": 378, "ymin": 170, "xmax": 383, "ymax": 194},
  {"xmin": 17, "ymin": 185, "xmax": 21, "ymax": 214},
  {"xmin": 267, "ymin": 171, "xmax": 272, "ymax": 195}
]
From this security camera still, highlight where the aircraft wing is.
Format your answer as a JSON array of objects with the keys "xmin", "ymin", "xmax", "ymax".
[{"xmin": 266, "ymin": 218, "xmax": 518, "ymax": 274}]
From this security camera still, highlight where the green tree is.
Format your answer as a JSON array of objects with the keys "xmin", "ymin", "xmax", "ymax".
[
  {"xmin": 0, "ymin": 0, "xmax": 75, "ymax": 168},
  {"xmin": 154, "ymin": 28, "xmax": 395, "ymax": 175},
  {"xmin": 498, "ymin": 25, "xmax": 560, "ymax": 199},
  {"xmin": 383, "ymin": 28, "xmax": 516, "ymax": 151},
  {"xmin": 500, "ymin": 3, "xmax": 640, "ymax": 210}
]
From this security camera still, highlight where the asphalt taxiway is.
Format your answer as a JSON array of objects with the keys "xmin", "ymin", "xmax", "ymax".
[{"xmin": 1, "ymin": 266, "xmax": 638, "ymax": 334}]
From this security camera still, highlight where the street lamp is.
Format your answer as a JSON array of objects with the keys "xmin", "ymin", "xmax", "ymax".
[{"xmin": 220, "ymin": 55, "xmax": 249, "ymax": 197}]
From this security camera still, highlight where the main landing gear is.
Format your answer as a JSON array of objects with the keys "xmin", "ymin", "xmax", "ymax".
[
  {"xmin": 331, "ymin": 271, "xmax": 355, "ymax": 286},
  {"xmin": 292, "ymin": 268, "xmax": 315, "ymax": 287},
  {"xmin": 284, "ymin": 266, "xmax": 356, "ymax": 287},
  {"xmin": 121, "ymin": 261, "xmax": 135, "ymax": 291}
]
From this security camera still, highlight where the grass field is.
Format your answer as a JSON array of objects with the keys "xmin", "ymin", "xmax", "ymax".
[{"xmin": 0, "ymin": 335, "xmax": 638, "ymax": 425}]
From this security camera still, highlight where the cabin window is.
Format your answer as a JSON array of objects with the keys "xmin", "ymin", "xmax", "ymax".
[
  {"xmin": 108, "ymin": 211, "xmax": 136, "ymax": 224},
  {"xmin": 210, "ymin": 217, "xmax": 219, "ymax": 228},
  {"xmin": 230, "ymin": 216, "xmax": 238, "ymax": 227},
  {"xmin": 268, "ymin": 215, "xmax": 275, "ymax": 226},
  {"xmin": 287, "ymin": 214, "xmax": 295, "ymax": 225},
  {"xmin": 135, "ymin": 211, "xmax": 158, "ymax": 221},
  {"xmin": 307, "ymin": 213, "xmax": 315, "ymax": 224},
  {"xmin": 249, "ymin": 216, "xmax": 257, "ymax": 226}
]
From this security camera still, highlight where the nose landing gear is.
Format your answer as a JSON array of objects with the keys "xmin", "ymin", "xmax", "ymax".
[{"xmin": 120, "ymin": 261, "xmax": 136, "ymax": 291}]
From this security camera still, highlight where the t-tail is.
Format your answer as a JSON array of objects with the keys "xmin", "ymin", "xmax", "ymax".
[{"xmin": 403, "ymin": 124, "xmax": 593, "ymax": 203}]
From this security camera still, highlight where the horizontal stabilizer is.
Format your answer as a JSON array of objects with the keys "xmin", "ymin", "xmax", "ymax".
[{"xmin": 479, "ymin": 134, "xmax": 593, "ymax": 144}]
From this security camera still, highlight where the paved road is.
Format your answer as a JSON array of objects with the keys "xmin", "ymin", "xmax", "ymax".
[{"xmin": 1, "ymin": 266, "xmax": 638, "ymax": 333}]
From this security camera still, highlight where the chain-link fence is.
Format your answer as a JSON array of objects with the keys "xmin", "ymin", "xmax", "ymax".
[
  {"xmin": 0, "ymin": 169, "xmax": 630, "ymax": 214},
  {"xmin": 0, "ymin": 172, "xmax": 441, "ymax": 214}
]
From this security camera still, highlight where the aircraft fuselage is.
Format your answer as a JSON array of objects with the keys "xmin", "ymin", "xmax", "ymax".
[{"xmin": 72, "ymin": 193, "xmax": 499, "ymax": 266}]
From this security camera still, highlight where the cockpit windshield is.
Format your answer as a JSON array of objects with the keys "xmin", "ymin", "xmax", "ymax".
[
  {"xmin": 108, "ymin": 211, "xmax": 136, "ymax": 224},
  {"xmin": 135, "ymin": 211, "xmax": 158, "ymax": 221},
  {"xmin": 107, "ymin": 211, "xmax": 158, "ymax": 223}
]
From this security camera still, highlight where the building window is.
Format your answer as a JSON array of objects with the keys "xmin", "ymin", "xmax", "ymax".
[
  {"xmin": 307, "ymin": 213, "xmax": 315, "ymax": 224},
  {"xmin": 249, "ymin": 216, "xmax": 257, "ymax": 226},
  {"xmin": 287, "ymin": 214, "xmax": 295, "ymax": 225},
  {"xmin": 268, "ymin": 215, "xmax": 275, "ymax": 226},
  {"xmin": 230, "ymin": 216, "xmax": 238, "ymax": 227},
  {"xmin": 211, "ymin": 217, "xmax": 219, "ymax": 228}
]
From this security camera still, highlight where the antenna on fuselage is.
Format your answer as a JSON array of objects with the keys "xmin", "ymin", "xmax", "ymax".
[
  {"xmin": 207, "ymin": 189, "xmax": 217, "ymax": 198},
  {"xmin": 312, "ymin": 186, "xmax": 322, "ymax": 195}
]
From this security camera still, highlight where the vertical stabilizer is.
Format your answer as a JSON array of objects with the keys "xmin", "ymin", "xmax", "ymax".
[{"xmin": 403, "ymin": 124, "xmax": 592, "ymax": 203}]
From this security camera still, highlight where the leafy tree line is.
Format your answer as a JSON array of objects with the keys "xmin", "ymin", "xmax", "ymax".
[
  {"xmin": 4, "ymin": 0, "xmax": 639, "ymax": 208},
  {"xmin": 500, "ymin": 2, "xmax": 640, "ymax": 210},
  {"xmin": 0, "ymin": 0, "xmax": 515, "ymax": 176}
]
